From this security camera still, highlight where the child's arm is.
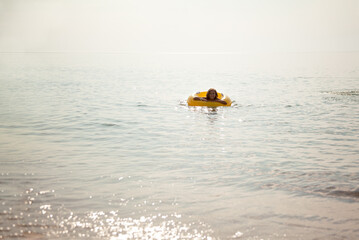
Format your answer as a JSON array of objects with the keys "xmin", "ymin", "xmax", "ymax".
[
  {"xmin": 215, "ymin": 99, "xmax": 227, "ymax": 105},
  {"xmin": 193, "ymin": 97, "xmax": 207, "ymax": 101}
]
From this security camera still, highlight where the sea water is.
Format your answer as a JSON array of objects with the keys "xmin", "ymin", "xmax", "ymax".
[{"xmin": 0, "ymin": 52, "xmax": 358, "ymax": 239}]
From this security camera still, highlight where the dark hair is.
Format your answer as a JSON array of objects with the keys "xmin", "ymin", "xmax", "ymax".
[{"xmin": 206, "ymin": 88, "xmax": 218, "ymax": 99}]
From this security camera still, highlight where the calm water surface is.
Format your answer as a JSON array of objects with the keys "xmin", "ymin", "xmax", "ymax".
[{"xmin": 0, "ymin": 52, "xmax": 358, "ymax": 239}]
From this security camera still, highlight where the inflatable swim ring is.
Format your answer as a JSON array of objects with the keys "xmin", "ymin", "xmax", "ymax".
[{"xmin": 187, "ymin": 91, "xmax": 232, "ymax": 107}]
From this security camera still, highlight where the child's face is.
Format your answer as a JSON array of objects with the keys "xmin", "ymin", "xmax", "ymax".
[{"xmin": 208, "ymin": 90, "xmax": 216, "ymax": 100}]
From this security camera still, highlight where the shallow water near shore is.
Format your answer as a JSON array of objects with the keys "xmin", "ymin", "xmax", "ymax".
[{"xmin": 0, "ymin": 52, "xmax": 358, "ymax": 239}]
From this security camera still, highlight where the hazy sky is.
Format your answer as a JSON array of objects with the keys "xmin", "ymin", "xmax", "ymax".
[{"xmin": 0, "ymin": 0, "xmax": 358, "ymax": 53}]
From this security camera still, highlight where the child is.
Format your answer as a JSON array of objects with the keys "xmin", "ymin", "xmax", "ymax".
[{"xmin": 193, "ymin": 88, "xmax": 227, "ymax": 105}]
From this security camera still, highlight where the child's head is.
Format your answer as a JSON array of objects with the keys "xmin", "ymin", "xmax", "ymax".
[{"xmin": 206, "ymin": 88, "xmax": 218, "ymax": 100}]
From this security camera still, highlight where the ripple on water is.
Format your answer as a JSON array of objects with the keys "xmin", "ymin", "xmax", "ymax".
[
  {"xmin": 0, "ymin": 187, "xmax": 216, "ymax": 239},
  {"xmin": 259, "ymin": 169, "xmax": 359, "ymax": 201},
  {"xmin": 322, "ymin": 89, "xmax": 359, "ymax": 104},
  {"xmin": 325, "ymin": 90, "xmax": 359, "ymax": 96},
  {"xmin": 1, "ymin": 210, "xmax": 215, "ymax": 239}
]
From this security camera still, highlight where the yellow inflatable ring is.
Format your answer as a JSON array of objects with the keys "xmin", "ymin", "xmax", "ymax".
[{"xmin": 187, "ymin": 91, "xmax": 232, "ymax": 107}]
